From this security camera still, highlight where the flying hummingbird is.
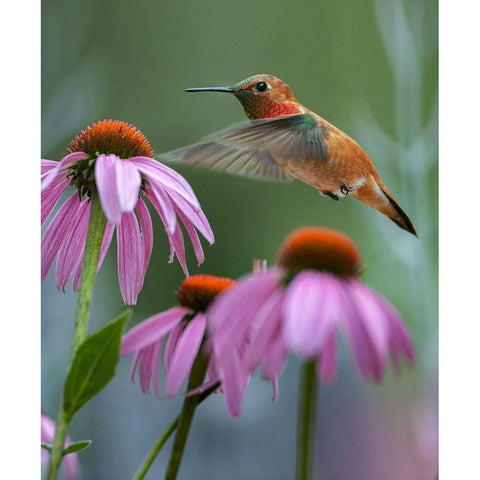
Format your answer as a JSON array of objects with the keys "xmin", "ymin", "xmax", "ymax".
[{"xmin": 160, "ymin": 74, "xmax": 417, "ymax": 235}]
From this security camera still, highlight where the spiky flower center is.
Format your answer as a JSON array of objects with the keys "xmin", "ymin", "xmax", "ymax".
[
  {"xmin": 176, "ymin": 275, "xmax": 236, "ymax": 312},
  {"xmin": 277, "ymin": 227, "xmax": 361, "ymax": 278},
  {"xmin": 65, "ymin": 120, "xmax": 152, "ymax": 198},
  {"xmin": 67, "ymin": 120, "xmax": 153, "ymax": 159}
]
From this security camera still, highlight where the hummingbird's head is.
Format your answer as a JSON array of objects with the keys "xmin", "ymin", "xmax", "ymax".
[{"xmin": 185, "ymin": 74, "xmax": 305, "ymax": 120}]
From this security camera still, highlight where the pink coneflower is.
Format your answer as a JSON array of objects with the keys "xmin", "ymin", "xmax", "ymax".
[
  {"xmin": 121, "ymin": 275, "xmax": 236, "ymax": 397},
  {"xmin": 208, "ymin": 227, "xmax": 415, "ymax": 416},
  {"xmin": 41, "ymin": 413, "xmax": 80, "ymax": 479},
  {"xmin": 41, "ymin": 120, "xmax": 214, "ymax": 305}
]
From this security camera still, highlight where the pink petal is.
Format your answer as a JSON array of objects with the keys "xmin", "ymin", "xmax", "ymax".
[
  {"xmin": 55, "ymin": 198, "xmax": 90, "ymax": 291},
  {"xmin": 136, "ymin": 198, "xmax": 153, "ymax": 277},
  {"xmin": 283, "ymin": 272, "xmax": 340, "ymax": 358},
  {"xmin": 316, "ymin": 330, "xmax": 337, "ymax": 383},
  {"xmin": 175, "ymin": 207, "xmax": 205, "ymax": 265},
  {"xmin": 117, "ymin": 211, "xmax": 145, "ymax": 305},
  {"xmin": 146, "ymin": 185, "xmax": 177, "ymax": 235},
  {"xmin": 245, "ymin": 289, "xmax": 284, "ymax": 370},
  {"xmin": 42, "ymin": 152, "xmax": 88, "ymax": 191},
  {"xmin": 41, "ymin": 194, "xmax": 82, "ymax": 282},
  {"xmin": 41, "ymin": 159, "xmax": 59, "ymax": 176},
  {"xmin": 219, "ymin": 349, "xmax": 250, "ymax": 417},
  {"xmin": 167, "ymin": 189, "xmax": 214, "ymax": 245},
  {"xmin": 209, "ymin": 269, "xmax": 281, "ymax": 361},
  {"xmin": 41, "ymin": 177, "xmax": 69, "ymax": 225},
  {"xmin": 95, "ymin": 154, "xmax": 141, "ymax": 225},
  {"xmin": 129, "ymin": 156, "xmax": 201, "ymax": 207},
  {"xmin": 166, "ymin": 313, "xmax": 206, "ymax": 397},
  {"xmin": 164, "ymin": 323, "xmax": 184, "ymax": 373},
  {"xmin": 121, "ymin": 306, "xmax": 188, "ymax": 355},
  {"xmin": 262, "ymin": 331, "xmax": 288, "ymax": 380}
]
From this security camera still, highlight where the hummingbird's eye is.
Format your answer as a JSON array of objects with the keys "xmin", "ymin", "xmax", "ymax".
[{"xmin": 255, "ymin": 81, "xmax": 269, "ymax": 92}]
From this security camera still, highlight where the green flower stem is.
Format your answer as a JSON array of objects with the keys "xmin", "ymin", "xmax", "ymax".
[
  {"xmin": 46, "ymin": 194, "xmax": 106, "ymax": 480},
  {"xmin": 164, "ymin": 350, "xmax": 210, "ymax": 480},
  {"xmin": 296, "ymin": 361, "xmax": 317, "ymax": 480},
  {"xmin": 134, "ymin": 381, "xmax": 220, "ymax": 480}
]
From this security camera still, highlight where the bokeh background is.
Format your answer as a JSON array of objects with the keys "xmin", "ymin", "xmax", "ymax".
[{"xmin": 41, "ymin": 1, "xmax": 438, "ymax": 479}]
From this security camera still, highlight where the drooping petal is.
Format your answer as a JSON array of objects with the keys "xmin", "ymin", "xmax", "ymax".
[
  {"xmin": 316, "ymin": 330, "xmax": 337, "ymax": 383},
  {"xmin": 245, "ymin": 289, "xmax": 284, "ymax": 370},
  {"xmin": 121, "ymin": 306, "xmax": 188, "ymax": 355},
  {"xmin": 129, "ymin": 156, "xmax": 201, "ymax": 207},
  {"xmin": 283, "ymin": 272, "xmax": 340, "ymax": 358},
  {"xmin": 164, "ymin": 323, "xmax": 184, "ymax": 373},
  {"xmin": 219, "ymin": 349, "xmax": 250, "ymax": 417},
  {"xmin": 262, "ymin": 331, "xmax": 288, "ymax": 380},
  {"xmin": 55, "ymin": 198, "xmax": 90, "ymax": 291},
  {"xmin": 136, "ymin": 198, "xmax": 153, "ymax": 277},
  {"xmin": 41, "ymin": 159, "xmax": 59, "ymax": 176},
  {"xmin": 146, "ymin": 184, "xmax": 177, "ymax": 235},
  {"xmin": 175, "ymin": 207, "xmax": 205, "ymax": 265},
  {"xmin": 166, "ymin": 313, "xmax": 206, "ymax": 397},
  {"xmin": 117, "ymin": 211, "xmax": 145, "ymax": 305},
  {"xmin": 167, "ymin": 189, "xmax": 214, "ymax": 245},
  {"xmin": 41, "ymin": 194, "xmax": 82, "ymax": 282},
  {"xmin": 95, "ymin": 154, "xmax": 141, "ymax": 225},
  {"xmin": 132, "ymin": 341, "xmax": 163, "ymax": 398},
  {"xmin": 338, "ymin": 281, "xmax": 387, "ymax": 382},
  {"xmin": 41, "ymin": 176, "xmax": 69, "ymax": 225},
  {"xmin": 41, "ymin": 152, "xmax": 89, "ymax": 191}
]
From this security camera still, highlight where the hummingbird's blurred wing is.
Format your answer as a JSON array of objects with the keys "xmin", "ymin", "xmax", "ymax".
[{"xmin": 158, "ymin": 114, "xmax": 327, "ymax": 182}]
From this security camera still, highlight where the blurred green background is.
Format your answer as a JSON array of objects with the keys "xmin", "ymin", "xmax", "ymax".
[{"xmin": 42, "ymin": 0, "xmax": 438, "ymax": 478}]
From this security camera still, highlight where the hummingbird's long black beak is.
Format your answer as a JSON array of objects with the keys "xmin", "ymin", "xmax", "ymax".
[{"xmin": 185, "ymin": 86, "xmax": 233, "ymax": 93}]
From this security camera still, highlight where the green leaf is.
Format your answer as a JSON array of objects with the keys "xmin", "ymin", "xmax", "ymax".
[
  {"xmin": 63, "ymin": 310, "xmax": 131, "ymax": 418},
  {"xmin": 41, "ymin": 443, "xmax": 53, "ymax": 452},
  {"xmin": 62, "ymin": 440, "xmax": 92, "ymax": 456}
]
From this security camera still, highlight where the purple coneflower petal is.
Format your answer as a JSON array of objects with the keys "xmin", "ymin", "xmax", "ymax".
[
  {"xmin": 41, "ymin": 193, "xmax": 82, "ymax": 282},
  {"xmin": 41, "ymin": 159, "xmax": 59, "ymax": 176},
  {"xmin": 164, "ymin": 323, "xmax": 184, "ymax": 373},
  {"xmin": 121, "ymin": 306, "xmax": 188, "ymax": 355},
  {"xmin": 138, "ymin": 344, "xmax": 157, "ymax": 393},
  {"xmin": 167, "ymin": 190, "xmax": 214, "ymax": 245},
  {"xmin": 316, "ymin": 330, "xmax": 337, "ymax": 383},
  {"xmin": 283, "ymin": 272, "xmax": 341, "ymax": 358},
  {"xmin": 208, "ymin": 270, "xmax": 281, "ymax": 359},
  {"xmin": 42, "ymin": 152, "xmax": 89, "ymax": 191},
  {"xmin": 117, "ymin": 211, "xmax": 145, "ymax": 305},
  {"xmin": 245, "ymin": 289, "xmax": 284, "ymax": 370},
  {"xmin": 136, "ymin": 198, "xmax": 153, "ymax": 277},
  {"xmin": 175, "ymin": 207, "xmax": 205, "ymax": 265},
  {"xmin": 95, "ymin": 154, "xmax": 141, "ymax": 225},
  {"xmin": 41, "ymin": 176, "xmax": 69, "ymax": 225},
  {"xmin": 339, "ymin": 282, "xmax": 387, "ymax": 382},
  {"xmin": 219, "ymin": 349, "xmax": 250, "ymax": 417},
  {"xmin": 166, "ymin": 313, "xmax": 206, "ymax": 397},
  {"xmin": 146, "ymin": 184, "xmax": 177, "ymax": 235},
  {"xmin": 55, "ymin": 199, "xmax": 90, "ymax": 291},
  {"xmin": 262, "ymin": 331, "xmax": 288, "ymax": 381},
  {"xmin": 130, "ymin": 156, "xmax": 201, "ymax": 207}
]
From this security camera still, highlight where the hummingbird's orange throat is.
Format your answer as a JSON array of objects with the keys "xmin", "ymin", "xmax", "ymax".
[{"xmin": 235, "ymin": 90, "xmax": 304, "ymax": 120}]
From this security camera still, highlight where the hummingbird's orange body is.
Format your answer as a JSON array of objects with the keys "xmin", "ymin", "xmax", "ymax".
[{"xmin": 162, "ymin": 74, "xmax": 416, "ymax": 235}]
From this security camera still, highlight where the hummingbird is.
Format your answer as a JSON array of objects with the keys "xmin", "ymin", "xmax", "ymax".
[{"xmin": 160, "ymin": 74, "xmax": 417, "ymax": 235}]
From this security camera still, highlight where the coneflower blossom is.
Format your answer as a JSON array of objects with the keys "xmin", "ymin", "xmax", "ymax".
[
  {"xmin": 41, "ymin": 413, "xmax": 80, "ymax": 479},
  {"xmin": 208, "ymin": 227, "xmax": 415, "ymax": 416},
  {"xmin": 41, "ymin": 120, "xmax": 214, "ymax": 305},
  {"xmin": 121, "ymin": 275, "xmax": 236, "ymax": 398}
]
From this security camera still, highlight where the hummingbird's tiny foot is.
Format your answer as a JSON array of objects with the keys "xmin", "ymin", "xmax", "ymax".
[
  {"xmin": 322, "ymin": 190, "xmax": 339, "ymax": 201},
  {"xmin": 340, "ymin": 183, "xmax": 354, "ymax": 196}
]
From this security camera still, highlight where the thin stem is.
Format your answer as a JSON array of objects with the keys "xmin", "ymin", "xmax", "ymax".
[
  {"xmin": 295, "ymin": 361, "xmax": 317, "ymax": 480},
  {"xmin": 164, "ymin": 351, "xmax": 210, "ymax": 480},
  {"xmin": 134, "ymin": 382, "xmax": 220, "ymax": 480},
  {"xmin": 46, "ymin": 194, "xmax": 106, "ymax": 480}
]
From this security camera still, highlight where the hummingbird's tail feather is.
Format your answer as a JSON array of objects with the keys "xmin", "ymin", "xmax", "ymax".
[{"xmin": 378, "ymin": 185, "xmax": 417, "ymax": 236}]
